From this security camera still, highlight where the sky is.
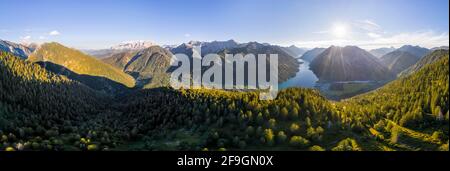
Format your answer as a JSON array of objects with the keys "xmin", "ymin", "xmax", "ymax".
[{"xmin": 0, "ymin": 0, "xmax": 448, "ymax": 49}]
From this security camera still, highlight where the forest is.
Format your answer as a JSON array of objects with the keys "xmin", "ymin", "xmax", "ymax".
[{"xmin": 0, "ymin": 50, "xmax": 448, "ymax": 151}]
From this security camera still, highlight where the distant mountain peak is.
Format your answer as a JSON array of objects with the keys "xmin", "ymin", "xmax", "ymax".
[
  {"xmin": 0, "ymin": 39, "xmax": 35, "ymax": 59},
  {"xmin": 111, "ymin": 40, "xmax": 157, "ymax": 50}
]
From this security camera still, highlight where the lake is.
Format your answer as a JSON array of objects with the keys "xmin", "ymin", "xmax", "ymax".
[{"xmin": 279, "ymin": 59, "xmax": 319, "ymax": 89}]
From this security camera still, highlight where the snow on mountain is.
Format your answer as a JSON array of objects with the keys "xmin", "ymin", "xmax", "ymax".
[
  {"xmin": 0, "ymin": 39, "xmax": 35, "ymax": 59},
  {"xmin": 111, "ymin": 40, "xmax": 157, "ymax": 50}
]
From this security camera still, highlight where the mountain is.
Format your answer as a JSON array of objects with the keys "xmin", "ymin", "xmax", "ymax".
[
  {"xmin": 102, "ymin": 50, "xmax": 138, "ymax": 69},
  {"xmin": 169, "ymin": 40, "xmax": 239, "ymax": 56},
  {"xmin": 122, "ymin": 46, "xmax": 173, "ymax": 88},
  {"xmin": 27, "ymin": 42, "xmax": 135, "ymax": 93},
  {"xmin": 396, "ymin": 45, "xmax": 430, "ymax": 58},
  {"xmin": 299, "ymin": 48, "xmax": 326, "ymax": 62},
  {"xmin": 201, "ymin": 40, "xmax": 239, "ymax": 55},
  {"xmin": 102, "ymin": 46, "xmax": 173, "ymax": 88},
  {"xmin": 379, "ymin": 45, "xmax": 431, "ymax": 75},
  {"xmin": 369, "ymin": 47, "xmax": 396, "ymax": 58},
  {"xmin": 431, "ymin": 46, "xmax": 449, "ymax": 51},
  {"xmin": 281, "ymin": 45, "xmax": 308, "ymax": 58},
  {"xmin": 83, "ymin": 41, "xmax": 157, "ymax": 59},
  {"xmin": 111, "ymin": 40, "xmax": 156, "ymax": 50},
  {"xmin": 0, "ymin": 39, "xmax": 34, "ymax": 59},
  {"xmin": 380, "ymin": 51, "xmax": 421, "ymax": 74},
  {"xmin": 83, "ymin": 49, "xmax": 122, "ymax": 59},
  {"xmin": 399, "ymin": 49, "xmax": 449, "ymax": 77},
  {"xmin": 346, "ymin": 49, "xmax": 449, "ymax": 128},
  {"xmin": 118, "ymin": 49, "xmax": 449, "ymax": 151},
  {"xmin": 340, "ymin": 50, "xmax": 449, "ymax": 150},
  {"xmin": 169, "ymin": 41, "xmax": 202, "ymax": 57},
  {"xmin": 218, "ymin": 42, "xmax": 299, "ymax": 83},
  {"xmin": 1, "ymin": 45, "xmax": 448, "ymax": 151},
  {"xmin": 310, "ymin": 46, "xmax": 395, "ymax": 82}
]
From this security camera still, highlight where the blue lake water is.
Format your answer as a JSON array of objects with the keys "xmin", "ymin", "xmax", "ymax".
[{"xmin": 279, "ymin": 59, "xmax": 319, "ymax": 89}]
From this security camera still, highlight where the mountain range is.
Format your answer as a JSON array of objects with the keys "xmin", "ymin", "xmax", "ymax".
[
  {"xmin": 399, "ymin": 49, "xmax": 449, "ymax": 77},
  {"xmin": 280, "ymin": 45, "xmax": 308, "ymax": 58},
  {"xmin": 4, "ymin": 46, "xmax": 448, "ymax": 151},
  {"xmin": 369, "ymin": 47, "xmax": 396, "ymax": 58},
  {"xmin": 0, "ymin": 38, "xmax": 445, "ymax": 94},
  {"xmin": 102, "ymin": 45, "xmax": 173, "ymax": 88},
  {"xmin": 0, "ymin": 38, "xmax": 448, "ymax": 151},
  {"xmin": 395, "ymin": 45, "xmax": 430, "ymax": 57},
  {"xmin": 217, "ymin": 42, "xmax": 300, "ymax": 83},
  {"xmin": 380, "ymin": 45, "xmax": 430, "ymax": 75},
  {"xmin": 0, "ymin": 40, "xmax": 35, "ymax": 59}
]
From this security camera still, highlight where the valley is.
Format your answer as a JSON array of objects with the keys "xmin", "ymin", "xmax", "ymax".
[{"xmin": 0, "ymin": 38, "xmax": 448, "ymax": 151}]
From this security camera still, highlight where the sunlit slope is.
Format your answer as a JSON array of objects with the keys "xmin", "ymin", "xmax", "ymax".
[{"xmin": 28, "ymin": 42, "xmax": 135, "ymax": 88}]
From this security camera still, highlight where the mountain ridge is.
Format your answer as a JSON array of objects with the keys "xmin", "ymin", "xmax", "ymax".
[
  {"xmin": 27, "ymin": 42, "xmax": 136, "ymax": 92},
  {"xmin": 310, "ymin": 46, "xmax": 395, "ymax": 82}
]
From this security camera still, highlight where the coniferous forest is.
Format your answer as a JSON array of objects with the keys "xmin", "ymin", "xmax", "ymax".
[{"xmin": 0, "ymin": 48, "xmax": 448, "ymax": 151}]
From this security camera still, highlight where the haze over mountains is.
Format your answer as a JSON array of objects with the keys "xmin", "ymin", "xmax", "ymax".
[
  {"xmin": 299, "ymin": 48, "xmax": 326, "ymax": 62},
  {"xmin": 399, "ymin": 49, "xmax": 449, "ymax": 77},
  {"xmin": 380, "ymin": 45, "xmax": 431, "ymax": 75},
  {"xmin": 281, "ymin": 45, "xmax": 308, "ymax": 58},
  {"xmin": 369, "ymin": 47, "xmax": 396, "ymax": 58}
]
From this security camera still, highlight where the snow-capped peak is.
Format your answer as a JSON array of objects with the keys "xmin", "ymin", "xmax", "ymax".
[{"xmin": 111, "ymin": 40, "xmax": 157, "ymax": 50}]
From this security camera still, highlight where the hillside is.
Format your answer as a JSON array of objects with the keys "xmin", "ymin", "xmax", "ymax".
[
  {"xmin": 101, "ymin": 46, "xmax": 173, "ymax": 88},
  {"xmin": 102, "ymin": 50, "xmax": 138, "ymax": 69},
  {"xmin": 369, "ymin": 47, "xmax": 396, "ymax": 58},
  {"xmin": 1, "ymin": 51, "xmax": 109, "ymax": 151},
  {"xmin": 123, "ymin": 46, "xmax": 173, "ymax": 88},
  {"xmin": 299, "ymin": 48, "xmax": 325, "ymax": 62},
  {"xmin": 0, "ymin": 47, "xmax": 448, "ymax": 151},
  {"xmin": 218, "ymin": 42, "xmax": 300, "ymax": 83},
  {"xmin": 396, "ymin": 45, "xmax": 430, "ymax": 58},
  {"xmin": 310, "ymin": 46, "xmax": 395, "ymax": 82},
  {"xmin": 380, "ymin": 50, "xmax": 421, "ymax": 74},
  {"xmin": 114, "ymin": 51, "xmax": 448, "ymax": 151},
  {"xmin": 28, "ymin": 42, "xmax": 135, "ymax": 93},
  {"xmin": 340, "ymin": 51, "xmax": 448, "ymax": 150},
  {"xmin": 399, "ymin": 50, "xmax": 449, "ymax": 77}
]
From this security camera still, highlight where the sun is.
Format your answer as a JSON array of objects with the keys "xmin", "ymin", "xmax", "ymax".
[{"xmin": 332, "ymin": 24, "xmax": 348, "ymax": 38}]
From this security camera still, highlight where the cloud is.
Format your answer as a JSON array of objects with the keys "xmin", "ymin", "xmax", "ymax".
[
  {"xmin": 312, "ymin": 30, "xmax": 329, "ymax": 34},
  {"xmin": 367, "ymin": 32, "xmax": 382, "ymax": 38},
  {"xmin": 294, "ymin": 31, "xmax": 449, "ymax": 49},
  {"xmin": 184, "ymin": 33, "xmax": 191, "ymax": 37},
  {"xmin": 21, "ymin": 35, "xmax": 31, "ymax": 40},
  {"xmin": 39, "ymin": 36, "xmax": 47, "ymax": 40},
  {"xmin": 19, "ymin": 35, "xmax": 32, "ymax": 43},
  {"xmin": 366, "ymin": 31, "xmax": 449, "ymax": 49},
  {"xmin": 353, "ymin": 20, "xmax": 382, "ymax": 32},
  {"xmin": 49, "ymin": 30, "xmax": 60, "ymax": 36}
]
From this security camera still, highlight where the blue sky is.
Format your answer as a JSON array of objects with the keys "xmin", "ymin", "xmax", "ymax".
[{"xmin": 0, "ymin": 0, "xmax": 448, "ymax": 49}]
